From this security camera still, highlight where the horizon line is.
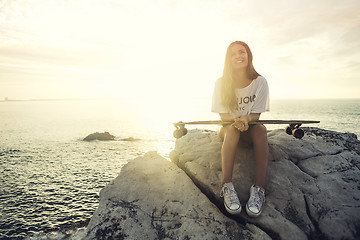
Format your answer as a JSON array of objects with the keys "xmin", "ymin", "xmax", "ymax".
[{"xmin": 1, "ymin": 97, "xmax": 360, "ymax": 102}]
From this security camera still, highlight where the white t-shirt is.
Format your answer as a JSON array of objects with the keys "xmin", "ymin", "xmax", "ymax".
[{"xmin": 211, "ymin": 76, "xmax": 270, "ymax": 116}]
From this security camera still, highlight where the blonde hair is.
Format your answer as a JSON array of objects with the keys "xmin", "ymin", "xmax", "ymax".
[{"xmin": 221, "ymin": 41, "xmax": 260, "ymax": 112}]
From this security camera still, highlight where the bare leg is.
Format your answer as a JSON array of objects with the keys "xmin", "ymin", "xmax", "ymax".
[
  {"xmin": 249, "ymin": 125, "xmax": 269, "ymax": 188},
  {"xmin": 219, "ymin": 125, "xmax": 241, "ymax": 184}
]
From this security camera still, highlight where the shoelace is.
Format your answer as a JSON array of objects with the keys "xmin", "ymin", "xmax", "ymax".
[
  {"xmin": 221, "ymin": 186, "xmax": 239, "ymax": 205},
  {"xmin": 249, "ymin": 187, "xmax": 265, "ymax": 209}
]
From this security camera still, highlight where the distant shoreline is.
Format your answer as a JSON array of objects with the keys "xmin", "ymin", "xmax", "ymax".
[
  {"xmin": 0, "ymin": 98, "xmax": 133, "ymax": 102},
  {"xmin": 1, "ymin": 97, "xmax": 359, "ymax": 103}
]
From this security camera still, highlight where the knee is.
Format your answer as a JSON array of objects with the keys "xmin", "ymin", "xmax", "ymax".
[
  {"xmin": 251, "ymin": 125, "xmax": 267, "ymax": 140},
  {"xmin": 220, "ymin": 125, "xmax": 240, "ymax": 141},
  {"xmin": 218, "ymin": 126, "xmax": 225, "ymax": 141}
]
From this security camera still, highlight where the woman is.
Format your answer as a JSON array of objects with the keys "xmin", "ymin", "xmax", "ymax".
[{"xmin": 211, "ymin": 41, "xmax": 269, "ymax": 217}]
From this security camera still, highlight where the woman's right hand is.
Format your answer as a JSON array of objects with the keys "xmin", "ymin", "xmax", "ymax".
[{"xmin": 232, "ymin": 115, "xmax": 249, "ymax": 132}]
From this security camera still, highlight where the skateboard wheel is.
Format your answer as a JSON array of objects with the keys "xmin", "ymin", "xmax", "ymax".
[
  {"xmin": 182, "ymin": 127, "xmax": 188, "ymax": 136},
  {"xmin": 292, "ymin": 128, "xmax": 304, "ymax": 139},
  {"xmin": 173, "ymin": 129, "xmax": 184, "ymax": 139},
  {"xmin": 285, "ymin": 126, "xmax": 293, "ymax": 135}
]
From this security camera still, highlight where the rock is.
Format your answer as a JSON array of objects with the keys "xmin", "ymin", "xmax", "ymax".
[
  {"xmin": 170, "ymin": 127, "xmax": 360, "ymax": 240},
  {"xmin": 83, "ymin": 132, "xmax": 115, "ymax": 141},
  {"xmin": 119, "ymin": 137, "xmax": 141, "ymax": 141},
  {"xmin": 84, "ymin": 152, "xmax": 259, "ymax": 240}
]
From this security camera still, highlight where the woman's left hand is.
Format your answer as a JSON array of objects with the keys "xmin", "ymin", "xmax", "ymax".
[{"xmin": 232, "ymin": 115, "xmax": 249, "ymax": 132}]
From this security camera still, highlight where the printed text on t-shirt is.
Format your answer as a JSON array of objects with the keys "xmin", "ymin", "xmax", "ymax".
[{"xmin": 237, "ymin": 94, "xmax": 256, "ymax": 110}]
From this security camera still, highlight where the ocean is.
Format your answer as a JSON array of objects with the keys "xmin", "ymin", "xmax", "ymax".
[{"xmin": 1, "ymin": 98, "xmax": 359, "ymax": 239}]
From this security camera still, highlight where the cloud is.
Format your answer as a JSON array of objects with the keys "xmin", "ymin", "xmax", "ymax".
[
  {"xmin": 334, "ymin": 23, "xmax": 360, "ymax": 56},
  {"xmin": 1, "ymin": 0, "xmax": 359, "ymax": 99},
  {"xmin": 0, "ymin": 43, "xmax": 126, "ymax": 71},
  {"xmin": 223, "ymin": 0, "xmax": 360, "ymax": 45}
]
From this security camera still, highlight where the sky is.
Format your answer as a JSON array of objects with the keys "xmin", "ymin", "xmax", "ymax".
[{"xmin": 0, "ymin": 0, "xmax": 359, "ymax": 101}]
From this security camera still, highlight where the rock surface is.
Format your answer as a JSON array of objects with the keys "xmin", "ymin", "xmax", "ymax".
[
  {"xmin": 83, "ymin": 132, "xmax": 115, "ymax": 141},
  {"xmin": 84, "ymin": 152, "xmax": 265, "ymax": 240},
  {"xmin": 83, "ymin": 127, "xmax": 359, "ymax": 240},
  {"xmin": 170, "ymin": 128, "xmax": 360, "ymax": 240}
]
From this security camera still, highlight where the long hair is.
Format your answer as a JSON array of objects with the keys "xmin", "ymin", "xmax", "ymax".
[{"xmin": 221, "ymin": 41, "xmax": 260, "ymax": 112}]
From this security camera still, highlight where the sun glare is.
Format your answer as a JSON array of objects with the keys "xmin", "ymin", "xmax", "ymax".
[
  {"xmin": 6, "ymin": 0, "xmax": 224, "ymax": 102},
  {"xmin": 2, "ymin": 0, "xmax": 359, "ymax": 101}
]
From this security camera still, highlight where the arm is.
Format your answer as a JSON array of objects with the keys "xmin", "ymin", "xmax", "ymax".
[
  {"xmin": 219, "ymin": 113, "xmax": 261, "ymax": 123},
  {"xmin": 220, "ymin": 113, "xmax": 261, "ymax": 132},
  {"xmin": 243, "ymin": 113, "xmax": 261, "ymax": 123},
  {"xmin": 219, "ymin": 113, "xmax": 235, "ymax": 122}
]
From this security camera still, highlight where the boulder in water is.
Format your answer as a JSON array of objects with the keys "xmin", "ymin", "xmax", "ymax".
[
  {"xmin": 119, "ymin": 137, "xmax": 141, "ymax": 142},
  {"xmin": 83, "ymin": 132, "xmax": 115, "ymax": 141}
]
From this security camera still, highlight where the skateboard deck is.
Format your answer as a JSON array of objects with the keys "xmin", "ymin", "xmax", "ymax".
[{"xmin": 173, "ymin": 120, "xmax": 320, "ymax": 139}]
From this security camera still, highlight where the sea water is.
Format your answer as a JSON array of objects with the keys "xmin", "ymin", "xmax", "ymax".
[{"xmin": 0, "ymin": 98, "xmax": 359, "ymax": 239}]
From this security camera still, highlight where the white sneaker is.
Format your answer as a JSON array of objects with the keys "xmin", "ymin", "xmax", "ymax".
[
  {"xmin": 246, "ymin": 185, "xmax": 265, "ymax": 217},
  {"xmin": 220, "ymin": 182, "xmax": 242, "ymax": 215}
]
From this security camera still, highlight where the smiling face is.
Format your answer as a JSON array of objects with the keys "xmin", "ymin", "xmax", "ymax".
[{"xmin": 230, "ymin": 44, "xmax": 248, "ymax": 70}]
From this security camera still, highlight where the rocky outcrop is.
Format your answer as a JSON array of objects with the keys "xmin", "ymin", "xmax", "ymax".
[
  {"xmin": 84, "ymin": 152, "xmax": 266, "ymax": 240},
  {"xmin": 83, "ymin": 132, "xmax": 115, "ymax": 141},
  {"xmin": 170, "ymin": 128, "xmax": 360, "ymax": 240},
  {"xmin": 83, "ymin": 127, "xmax": 359, "ymax": 240}
]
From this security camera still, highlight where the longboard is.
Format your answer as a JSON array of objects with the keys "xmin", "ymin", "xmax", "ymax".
[{"xmin": 173, "ymin": 120, "xmax": 320, "ymax": 139}]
